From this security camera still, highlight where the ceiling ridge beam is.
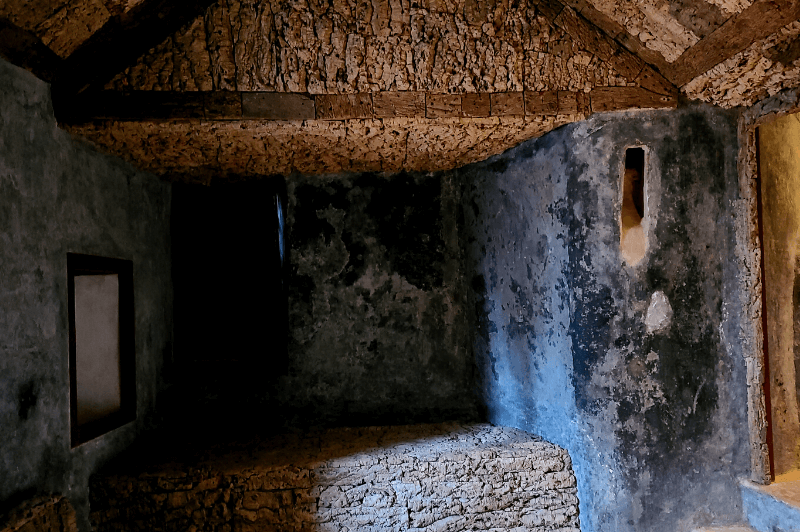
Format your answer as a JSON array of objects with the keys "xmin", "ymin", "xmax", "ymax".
[
  {"xmin": 0, "ymin": 18, "xmax": 62, "ymax": 84},
  {"xmin": 537, "ymin": 0, "xmax": 678, "ymax": 96},
  {"xmin": 52, "ymin": 0, "xmax": 217, "ymax": 97},
  {"xmin": 669, "ymin": 0, "xmax": 800, "ymax": 87},
  {"xmin": 55, "ymin": 88, "xmax": 677, "ymax": 124}
]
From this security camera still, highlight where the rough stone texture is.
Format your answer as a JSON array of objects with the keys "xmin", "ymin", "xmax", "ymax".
[
  {"xmin": 65, "ymin": 115, "xmax": 578, "ymax": 181},
  {"xmin": 106, "ymin": 0, "xmax": 631, "ymax": 93},
  {"xmin": 89, "ymin": 423, "xmax": 580, "ymax": 532},
  {"xmin": 0, "ymin": 58, "xmax": 172, "ymax": 532},
  {"xmin": 0, "ymin": 496, "xmax": 78, "ymax": 532},
  {"xmin": 276, "ymin": 172, "xmax": 475, "ymax": 425},
  {"xmin": 684, "ymin": 21, "xmax": 800, "ymax": 109},
  {"xmin": 460, "ymin": 103, "xmax": 751, "ymax": 532}
]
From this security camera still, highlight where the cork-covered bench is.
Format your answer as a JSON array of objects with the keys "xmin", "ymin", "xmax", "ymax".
[{"xmin": 89, "ymin": 423, "xmax": 580, "ymax": 532}]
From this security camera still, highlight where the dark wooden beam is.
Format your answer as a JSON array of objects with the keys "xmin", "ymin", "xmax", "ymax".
[
  {"xmin": 56, "ymin": 88, "xmax": 677, "ymax": 124},
  {"xmin": 52, "ymin": 0, "xmax": 218, "ymax": 97},
  {"xmin": 0, "ymin": 18, "xmax": 62, "ymax": 83},
  {"xmin": 536, "ymin": 0, "xmax": 679, "ymax": 95},
  {"xmin": 669, "ymin": 0, "xmax": 800, "ymax": 86}
]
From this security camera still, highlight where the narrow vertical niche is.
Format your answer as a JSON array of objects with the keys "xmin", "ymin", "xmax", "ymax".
[{"xmin": 620, "ymin": 147, "xmax": 646, "ymax": 266}]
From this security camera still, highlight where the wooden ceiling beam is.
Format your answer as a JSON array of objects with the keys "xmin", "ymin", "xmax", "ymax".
[
  {"xmin": 669, "ymin": 0, "xmax": 800, "ymax": 87},
  {"xmin": 536, "ymin": 0, "xmax": 679, "ymax": 96},
  {"xmin": 0, "ymin": 18, "xmax": 61, "ymax": 84},
  {"xmin": 52, "ymin": 0, "xmax": 217, "ymax": 97},
  {"xmin": 55, "ymin": 88, "xmax": 677, "ymax": 124}
]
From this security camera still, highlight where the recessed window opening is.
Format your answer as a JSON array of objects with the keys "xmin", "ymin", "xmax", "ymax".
[
  {"xmin": 620, "ymin": 147, "xmax": 647, "ymax": 266},
  {"xmin": 68, "ymin": 254, "xmax": 135, "ymax": 446}
]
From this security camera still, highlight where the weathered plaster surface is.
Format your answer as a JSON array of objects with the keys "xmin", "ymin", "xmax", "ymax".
[
  {"xmin": 66, "ymin": 115, "xmax": 578, "ymax": 182},
  {"xmin": 106, "ymin": 0, "xmax": 629, "ymax": 93},
  {"xmin": 0, "ymin": 58, "xmax": 172, "ymax": 531},
  {"xmin": 276, "ymin": 172, "xmax": 476, "ymax": 425},
  {"xmin": 684, "ymin": 21, "xmax": 800, "ymax": 109},
  {"xmin": 461, "ymin": 104, "xmax": 751, "ymax": 531}
]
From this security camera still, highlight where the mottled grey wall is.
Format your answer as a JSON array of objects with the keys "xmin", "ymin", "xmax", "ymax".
[
  {"xmin": 462, "ymin": 105, "xmax": 750, "ymax": 532},
  {"xmin": 280, "ymin": 172, "xmax": 476, "ymax": 425},
  {"xmin": 0, "ymin": 58, "xmax": 172, "ymax": 531}
]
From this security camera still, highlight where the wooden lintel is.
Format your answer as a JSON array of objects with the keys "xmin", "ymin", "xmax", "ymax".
[
  {"xmin": 316, "ymin": 94, "xmax": 373, "ymax": 120},
  {"xmin": 56, "ymin": 87, "xmax": 676, "ymax": 123},
  {"xmin": 669, "ymin": 0, "xmax": 800, "ymax": 86},
  {"xmin": 0, "ymin": 18, "xmax": 62, "ymax": 83},
  {"xmin": 590, "ymin": 87, "xmax": 677, "ymax": 113}
]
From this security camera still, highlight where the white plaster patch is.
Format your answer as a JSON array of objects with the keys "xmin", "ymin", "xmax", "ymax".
[{"xmin": 645, "ymin": 290, "xmax": 672, "ymax": 334}]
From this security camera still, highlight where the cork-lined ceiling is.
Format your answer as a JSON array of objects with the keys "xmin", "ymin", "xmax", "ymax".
[{"xmin": 2, "ymin": 0, "xmax": 799, "ymax": 181}]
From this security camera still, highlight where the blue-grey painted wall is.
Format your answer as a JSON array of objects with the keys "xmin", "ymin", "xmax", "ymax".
[
  {"xmin": 461, "ymin": 105, "xmax": 750, "ymax": 531},
  {"xmin": 0, "ymin": 59, "xmax": 172, "ymax": 531}
]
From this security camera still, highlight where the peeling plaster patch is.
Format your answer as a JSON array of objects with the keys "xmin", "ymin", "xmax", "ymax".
[{"xmin": 645, "ymin": 290, "xmax": 672, "ymax": 334}]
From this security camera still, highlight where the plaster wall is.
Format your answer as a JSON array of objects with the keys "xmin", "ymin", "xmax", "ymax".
[
  {"xmin": 0, "ymin": 58, "xmax": 172, "ymax": 531},
  {"xmin": 461, "ymin": 104, "xmax": 750, "ymax": 532},
  {"xmin": 758, "ymin": 112, "xmax": 800, "ymax": 477},
  {"xmin": 279, "ymin": 172, "xmax": 476, "ymax": 426}
]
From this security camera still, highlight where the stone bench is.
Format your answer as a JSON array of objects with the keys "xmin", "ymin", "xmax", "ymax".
[{"xmin": 90, "ymin": 423, "xmax": 580, "ymax": 532}]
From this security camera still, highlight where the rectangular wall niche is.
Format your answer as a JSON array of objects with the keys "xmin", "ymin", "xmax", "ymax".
[
  {"xmin": 67, "ymin": 253, "xmax": 135, "ymax": 446},
  {"xmin": 620, "ymin": 146, "xmax": 647, "ymax": 266}
]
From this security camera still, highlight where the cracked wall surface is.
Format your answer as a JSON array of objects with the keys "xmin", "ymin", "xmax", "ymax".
[
  {"xmin": 460, "ymin": 103, "xmax": 750, "ymax": 532},
  {"xmin": 89, "ymin": 423, "xmax": 580, "ymax": 532}
]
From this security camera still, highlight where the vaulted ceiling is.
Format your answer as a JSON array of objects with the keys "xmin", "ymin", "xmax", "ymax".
[{"xmin": 2, "ymin": 0, "xmax": 799, "ymax": 181}]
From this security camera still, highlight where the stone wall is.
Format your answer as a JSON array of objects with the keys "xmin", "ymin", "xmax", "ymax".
[
  {"xmin": 89, "ymin": 423, "xmax": 579, "ymax": 532},
  {"xmin": 0, "ymin": 57, "xmax": 172, "ymax": 532},
  {"xmin": 460, "ymin": 103, "xmax": 750, "ymax": 532},
  {"xmin": 0, "ymin": 496, "xmax": 77, "ymax": 532}
]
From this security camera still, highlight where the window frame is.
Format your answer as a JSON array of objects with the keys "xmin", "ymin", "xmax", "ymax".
[{"xmin": 67, "ymin": 253, "xmax": 136, "ymax": 447}]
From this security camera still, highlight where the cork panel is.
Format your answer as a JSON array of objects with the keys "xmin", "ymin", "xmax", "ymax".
[
  {"xmin": 106, "ymin": 0, "xmax": 637, "ymax": 95},
  {"xmin": 553, "ymin": 6, "xmax": 617, "ymax": 61},
  {"xmin": 491, "ymin": 92, "xmax": 524, "ymax": 116},
  {"xmin": 462, "ymin": 93, "xmax": 491, "ymax": 117},
  {"xmin": 36, "ymin": 0, "xmax": 111, "ymax": 58},
  {"xmin": 523, "ymin": 29, "xmax": 630, "ymax": 92},
  {"xmin": 590, "ymin": 86, "xmax": 677, "ymax": 112},
  {"xmin": 581, "ymin": 0, "xmax": 702, "ymax": 62},
  {"xmin": 373, "ymin": 92, "xmax": 425, "ymax": 117},
  {"xmin": 683, "ymin": 20, "xmax": 800, "ymax": 108},
  {"xmin": 242, "ymin": 93, "xmax": 315, "ymax": 120},
  {"xmin": 65, "ymin": 114, "xmax": 586, "ymax": 179},
  {"xmin": 316, "ymin": 94, "xmax": 373, "ymax": 120},
  {"xmin": 108, "ymin": 0, "xmax": 534, "ymax": 93},
  {"xmin": 525, "ymin": 90, "xmax": 559, "ymax": 115},
  {"xmin": 427, "ymin": 94, "xmax": 461, "ymax": 118}
]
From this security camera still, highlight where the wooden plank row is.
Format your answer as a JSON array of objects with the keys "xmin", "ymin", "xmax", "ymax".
[{"xmin": 55, "ymin": 88, "xmax": 676, "ymax": 124}]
